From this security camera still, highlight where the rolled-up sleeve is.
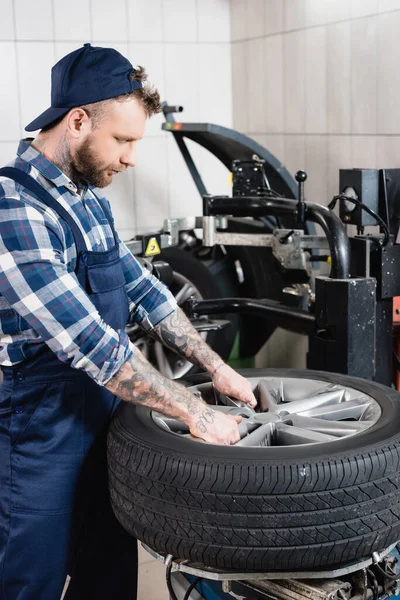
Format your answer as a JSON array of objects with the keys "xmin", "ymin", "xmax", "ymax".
[
  {"xmin": 0, "ymin": 197, "xmax": 134, "ymax": 386},
  {"xmin": 118, "ymin": 238, "xmax": 177, "ymax": 331}
]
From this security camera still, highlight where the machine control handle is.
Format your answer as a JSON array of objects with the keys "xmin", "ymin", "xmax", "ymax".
[{"xmin": 295, "ymin": 170, "xmax": 307, "ymax": 229}]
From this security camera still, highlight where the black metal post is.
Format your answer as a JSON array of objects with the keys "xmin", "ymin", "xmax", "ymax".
[{"xmin": 308, "ymin": 277, "xmax": 376, "ymax": 379}]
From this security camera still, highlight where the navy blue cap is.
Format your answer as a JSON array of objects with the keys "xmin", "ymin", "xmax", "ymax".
[{"xmin": 25, "ymin": 43, "xmax": 142, "ymax": 132}]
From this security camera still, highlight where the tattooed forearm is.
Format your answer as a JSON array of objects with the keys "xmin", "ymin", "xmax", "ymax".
[
  {"xmin": 149, "ymin": 307, "xmax": 223, "ymax": 374},
  {"xmin": 106, "ymin": 346, "xmax": 216, "ymax": 427}
]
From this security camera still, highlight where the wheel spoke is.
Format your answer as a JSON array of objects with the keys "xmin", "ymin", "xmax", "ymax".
[
  {"xmin": 257, "ymin": 380, "xmax": 279, "ymax": 412},
  {"xmin": 275, "ymin": 390, "xmax": 348, "ymax": 416},
  {"xmin": 286, "ymin": 414, "xmax": 373, "ymax": 437},
  {"xmin": 175, "ymin": 283, "xmax": 195, "ymax": 306},
  {"xmin": 236, "ymin": 423, "xmax": 274, "ymax": 447},
  {"xmin": 153, "ymin": 343, "xmax": 174, "ymax": 379},
  {"xmin": 152, "ymin": 413, "xmax": 190, "ymax": 433},
  {"xmin": 301, "ymin": 397, "xmax": 374, "ymax": 421},
  {"xmin": 275, "ymin": 423, "xmax": 337, "ymax": 445}
]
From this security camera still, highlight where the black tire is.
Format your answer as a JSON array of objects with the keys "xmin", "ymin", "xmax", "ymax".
[
  {"xmin": 158, "ymin": 247, "xmax": 238, "ymax": 364},
  {"xmin": 107, "ymin": 368, "xmax": 400, "ymax": 572}
]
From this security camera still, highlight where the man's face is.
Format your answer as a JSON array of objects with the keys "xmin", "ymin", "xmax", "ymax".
[{"xmin": 72, "ymin": 98, "xmax": 147, "ymax": 188}]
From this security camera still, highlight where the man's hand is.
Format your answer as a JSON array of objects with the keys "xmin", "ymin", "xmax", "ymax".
[
  {"xmin": 188, "ymin": 406, "xmax": 242, "ymax": 445},
  {"xmin": 212, "ymin": 364, "xmax": 257, "ymax": 408}
]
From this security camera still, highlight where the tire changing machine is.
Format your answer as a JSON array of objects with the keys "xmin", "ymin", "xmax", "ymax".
[{"xmin": 138, "ymin": 106, "xmax": 400, "ymax": 599}]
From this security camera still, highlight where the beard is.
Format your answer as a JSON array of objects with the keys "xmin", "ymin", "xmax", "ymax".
[{"xmin": 71, "ymin": 137, "xmax": 114, "ymax": 188}]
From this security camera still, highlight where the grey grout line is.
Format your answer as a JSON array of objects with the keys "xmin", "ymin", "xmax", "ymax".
[
  {"xmin": 243, "ymin": 133, "xmax": 400, "ymax": 137},
  {"xmin": 88, "ymin": 0, "xmax": 93, "ymax": 42},
  {"xmin": 1, "ymin": 38, "xmax": 230, "ymax": 44},
  {"xmin": 231, "ymin": 8, "xmax": 400, "ymax": 43},
  {"xmin": 11, "ymin": 2, "xmax": 23, "ymax": 137}
]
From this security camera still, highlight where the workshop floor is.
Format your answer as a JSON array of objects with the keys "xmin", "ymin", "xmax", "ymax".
[{"xmin": 61, "ymin": 544, "xmax": 169, "ymax": 599}]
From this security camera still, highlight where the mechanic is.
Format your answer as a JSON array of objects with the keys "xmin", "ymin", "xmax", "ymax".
[{"xmin": 0, "ymin": 43, "xmax": 257, "ymax": 600}]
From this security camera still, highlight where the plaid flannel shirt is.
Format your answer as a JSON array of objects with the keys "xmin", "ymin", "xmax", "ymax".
[{"xmin": 0, "ymin": 140, "xmax": 177, "ymax": 385}]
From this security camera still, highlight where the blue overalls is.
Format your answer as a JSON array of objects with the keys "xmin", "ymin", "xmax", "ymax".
[{"xmin": 0, "ymin": 167, "xmax": 138, "ymax": 599}]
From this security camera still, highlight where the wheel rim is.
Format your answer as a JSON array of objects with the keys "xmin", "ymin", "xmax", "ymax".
[
  {"xmin": 152, "ymin": 376, "xmax": 381, "ymax": 446},
  {"xmin": 129, "ymin": 271, "xmax": 207, "ymax": 380}
]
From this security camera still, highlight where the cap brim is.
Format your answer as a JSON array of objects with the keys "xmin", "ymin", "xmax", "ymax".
[{"xmin": 25, "ymin": 106, "xmax": 71, "ymax": 132}]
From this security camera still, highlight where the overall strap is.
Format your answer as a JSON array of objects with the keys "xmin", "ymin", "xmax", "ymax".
[{"xmin": 0, "ymin": 166, "xmax": 88, "ymax": 255}]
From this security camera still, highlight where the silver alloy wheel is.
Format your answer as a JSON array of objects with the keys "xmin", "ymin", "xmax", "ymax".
[
  {"xmin": 152, "ymin": 376, "xmax": 381, "ymax": 446},
  {"xmin": 128, "ymin": 271, "xmax": 207, "ymax": 380}
]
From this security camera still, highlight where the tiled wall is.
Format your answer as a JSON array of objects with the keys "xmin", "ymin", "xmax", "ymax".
[
  {"xmin": 0, "ymin": 0, "xmax": 232, "ymax": 241},
  {"xmin": 231, "ymin": 0, "xmax": 400, "ymax": 368}
]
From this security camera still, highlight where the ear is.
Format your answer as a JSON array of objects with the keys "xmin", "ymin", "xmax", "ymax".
[{"xmin": 65, "ymin": 108, "xmax": 91, "ymax": 139}]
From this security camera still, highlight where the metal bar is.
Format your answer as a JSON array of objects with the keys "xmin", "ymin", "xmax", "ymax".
[
  {"xmin": 173, "ymin": 134, "xmax": 208, "ymax": 197},
  {"xmin": 213, "ymin": 232, "xmax": 275, "ymax": 247},
  {"xmin": 190, "ymin": 297, "xmax": 315, "ymax": 335},
  {"xmin": 140, "ymin": 543, "xmax": 397, "ymax": 581},
  {"xmin": 203, "ymin": 196, "xmax": 350, "ymax": 279}
]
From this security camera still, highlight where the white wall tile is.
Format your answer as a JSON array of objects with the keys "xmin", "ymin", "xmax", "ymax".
[
  {"xmin": 55, "ymin": 42, "xmax": 85, "ymax": 62},
  {"xmin": 230, "ymin": 0, "xmax": 248, "ymax": 41},
  {"xmin": 284, "ymin": 135, "xmax": 306, "ymax": 179},
  {"xmin": 284, "ymin": 0, "xmax": 306, "ymax": 31},
  {"xmin": 163, "ymin": 0, "xmax": 197, "ymax": 43},
  {"xmin": 285, "ymin": 332, "xmax": 307, "ymax": 369},
  {"xmin": 15, "ymin": 0, "xmax": 54, "ymax": 40},
  {"xmin": 0, "ymin": 43, "xmax": 21, "ymax": 139},
  {"xmin": 264, "ymin": 35, "xmax": 284, "ymax": 133},
  {"xmin": 135, "ymin": 136, "xmax": 169, "ymax": 229},
  {"xmin": 54, "ymin": 0, "xmax": 91, "ymax": 41},
  {"xmin": 197, "ymin": 0, "xmax": 230, "ymax": 42},
  {"xmin": 166, "ymin": 137, "xmax": 203, "ymax": 218},
  {"xmin": 326, "ymin": 0, "xmax": 351, "ymax": 22},
  {"xmin": 265, "ymin": 0, "xmax": 284, "ymax": 35},
  {"xmin": 129, "ymin": 43, "xmax": 166, "ymax": 137},
  {"xmin": 327, "ymin": 136, "xmax": 352, "ymax": 200},
  {"xmin": 305, "ymin": 136, "xmax": 329, "ymax": 205},
  {"xmin": 0, "ymin": 0, "xmax": 15, "ymax": 40},
  {"xmin": 378, "ymin": 12, "xmax": 400, "ymax": 133},
  {"xmin": 17, "ymin": 42, "xmax": 55, "ymax": 133},
  {"xmin": 305, "ymin": 27, "xmax": 327, "ymax": 134},
  {"xmin": 377, "ymin": 136, "xmax": 400, "ymax": 167},
  {"xmin": 118, "ymin": 228, "xmax": 137, "ymax": 241},
  {"xmin": 351, "ymin": 0, "xmax": 378, "ymax": 18},
  {"xmin": 351, "ymin": 136, "xmax": 377, "ymax": 168},
  {"xmin": 198, "ymin": 44, "xmax": 232, "ymax": 127},
  {"xmin": 247, "ymin": 37, "xmax": 266, "ymax": 132},
  {"xmin": 305, "ymin": 0, "xmax": 349, "ymax": 26},
  {"xmin": 194, "ymin": 145, "xmax": 232, "ymax": 197},
  {"xmin": 93, "ymin": 41, "xmax": 128, "ymax": 56},
  {"xmin": 164, "ymin": 44, "xmax": 200, "ymax": 122},
  {"xmin": 231, "ymin": 41, "xmax": 249, "ymax": 132},
  {"xmin": 247, "ymin": 0, "xmax": 266, "ymax": 38},
  {"xmin": 379, "ymin": 0, "xmax": 400, "ymax": 11},
  {"xmin": 351, "ymin": 17, "xmax": 377, "ymax": 134},
  {"xmin": 327, "ymin": 22, "xmax": 351, "ymax": 133},
  {"xmin": 305, "ymin": 0, "xmax": 329, "ymax": 27},
  {"xmin": 0, "ymin": 142, "xmax": 19, "ymax": 167},
  {"xmin": 91, "ymin": 0, "xmax": 128, "ymax": 41},
  {"xmin": 107, "ymin": 170, "xmax": 136, "ymax": 232},
  {"xmin": 127, "ymin": 0, "xmax": 164, "ymax": 43},
  {"xmin": 264, "ymin": 134, "xmax": 286, "ymax": 163},
  {"xmin": 284, "ymin": 30, "xmax": 306, "ymax": 133}
]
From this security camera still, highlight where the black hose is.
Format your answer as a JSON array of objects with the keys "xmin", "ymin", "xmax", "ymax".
[
  {"xmin": 374, "ymin": 561, "xmax": 400, "ymax": 582},
  {"xmin": 165, "ymin": 563, "xmax": 179, "ymax": 600},
  {"xmin": 183, "ymin": 577, "xmax": 202, "ymax": 600},
  {"xmin": 329, "ymin": 194, "xmax": 390, "ymax": 246}
]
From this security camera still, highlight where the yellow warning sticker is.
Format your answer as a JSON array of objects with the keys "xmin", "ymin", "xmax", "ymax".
[{"xmin": 145, "ymin": 237, "xmax": 161, "ymax": 256}]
